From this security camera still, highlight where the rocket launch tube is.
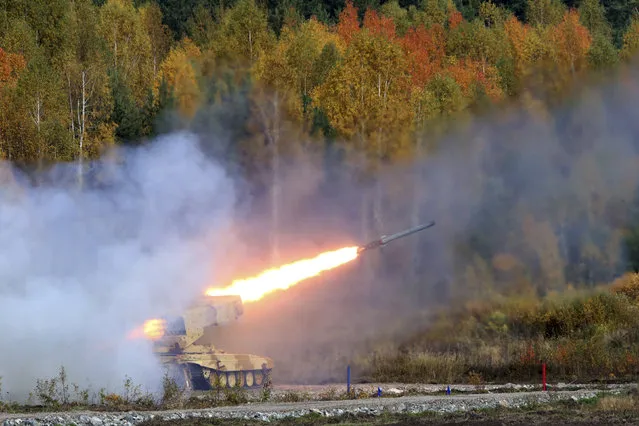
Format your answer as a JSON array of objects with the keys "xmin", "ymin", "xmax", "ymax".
[{"xmin": 357, "ymin": 221, "xmax": 435, "ymax": 253}]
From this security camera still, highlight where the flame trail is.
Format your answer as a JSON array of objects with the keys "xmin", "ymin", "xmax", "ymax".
[
  {"xmin": 127, "ymin": 319, "xmax": 167, "ymax": 341},
  {"xmin": 206, "ymin": 246, "xmax": 359, "ymax": 302},
  {"xmin": 127, "ymin": 246, "xmax": 360, "ymax": 340}
]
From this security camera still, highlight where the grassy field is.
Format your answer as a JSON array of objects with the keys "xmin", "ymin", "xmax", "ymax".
[{"xmin": 359, "ymin": 273, "xmax": 639, "ymax": 385}]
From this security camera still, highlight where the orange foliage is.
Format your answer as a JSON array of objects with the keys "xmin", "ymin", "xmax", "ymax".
[
  {"xmin": 504, "ymin": 15, "xmax": 530, "ymax": 64},
  {"xmin": 551, "ymin": 9, "xmax": 592, "ymax": 75},
  {"xmin": 444, "ymin": 56, "xmax": 504, "ymax": 101},
  {"xmin": 504, "ymin": 15, "xmax": 537, "ymax": 81},
  {"xmin": 446, "ymin": 58, "xmax": 476, "ymax": 92},
  {"xmin": 448, "ymin": 9, "xmax": 463, "ymax": 30},
  {"xmin": 337, "ymin": 0, "xmax": 360, "ymax": 45},
  {"xmin": 363, "ymin": 8, "xmax": 396, "ymax": 40},
  {"xmin": 0, "ymin": 48, "xmax": 26, "ymax": 88},
  {"xmin": 400, "ymin": 24, "xmax": 446, "ymax": 86}
]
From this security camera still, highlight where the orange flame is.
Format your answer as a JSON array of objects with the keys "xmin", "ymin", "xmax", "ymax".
[
  {"xmin": 127, "ymin": 318, "xmax": 167, "ymax": 340},
  {"xmin": 126, "ymin": 245, "xmax": 360, "ymax": 340},
  {"xmin": 205, "ymin": 246, "xmax": 360, "ymax": 302}
]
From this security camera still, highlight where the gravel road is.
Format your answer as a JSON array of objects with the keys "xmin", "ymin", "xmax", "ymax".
[
  {"xmin": 1, "ymin": 386, "xmax": 627, "ymax": 426},
  {"xmin": 266, "ymin": 381, "xmax": 634, "ymax": 398}
]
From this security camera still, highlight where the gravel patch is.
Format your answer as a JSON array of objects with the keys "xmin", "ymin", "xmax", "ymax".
[
  {"xmin": 267, "ymin": 381, "xmax": 636, "ymax": 399},
  {"xmin": 0, "ymin": 389, "xmax": 615, "ymax": 426}
]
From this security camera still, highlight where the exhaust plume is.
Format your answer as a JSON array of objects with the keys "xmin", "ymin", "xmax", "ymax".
[{"xmin": 0, "ymin": 131, "xmax": 237, "ymax": 401}]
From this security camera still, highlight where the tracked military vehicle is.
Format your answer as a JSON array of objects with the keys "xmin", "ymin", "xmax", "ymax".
[{"xmin": 153, "ymin": 294, "xmax": 273, "ymax": 391}]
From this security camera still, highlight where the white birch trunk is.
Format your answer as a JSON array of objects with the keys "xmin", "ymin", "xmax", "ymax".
[
  {"xmin": 30, "ymin": 94, "xmax": 44, "ymax": 176},
  {"xmin": 77, "ymin": 70, "xmax": 87, "ymax": 190}
]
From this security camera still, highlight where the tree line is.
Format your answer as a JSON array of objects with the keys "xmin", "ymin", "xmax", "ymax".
[{"xmin": 3, "ymin": 0, "xmax": 639, "ymax": 305}]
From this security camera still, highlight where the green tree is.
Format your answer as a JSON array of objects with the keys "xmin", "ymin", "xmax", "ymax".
[
  {"xmin": 0, "ymin": 17, "xmax": 39, "ymax": 63},
  {"xmin": 98, "ymin": 0, "xmax": 154, "ymax": 104},
  {"xmin": 186, "ymin": 3, "xmax": 216, "ymax": 48},
  {"xmin": 212, "ymin": 0, "xmax": 275, "ymax": 64},
  {"xmin": 140, "ymin": 1, "xmax": 172, "ymax": 77},
  {"xmin": 14, "ymin": 52, "xmax": 73, "ymax": 168},
  {"xmin": 109, "ymin": 69, "xmax": 145, "ymax": 142},
  {"xmin": 525, "ymin": 0, "xmax": 565, "ymax": 27},
  {"xmin": 4, "ymin": 0, "xmax": 74, "ymax": 68},
  {"xmin": 578, "ymin": 0, "xmax": 612, "ymax": 39}
]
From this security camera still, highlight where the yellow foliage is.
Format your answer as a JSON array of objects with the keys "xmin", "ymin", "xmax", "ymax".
[
  {"xmin": 155, "ymin": 42, "xmax": 201, "ymax": 119},
  {"xmin": 504, "ymin": 16, "xmax": 552, "ymax": 82},
  {"xmin": 179, "ymin": 37, "xmax": 202, "ymax": 60},
  {"xmin": 211, "ymin": 0, "xmax": 274, "ymax": 64},
  {"xmin": 311, "ymin": 29, "xmax": 413, "ymax": 162},
  {"xmin": 621, "ymin": 15, "xmax": 639, "ymax": 61},
  {"xmin": 251, "ymin": 36, "xmax": 302, "ymax": 120},
  {"xmin": 610, "ymin": 272, "xmax": 639, "ymax": 302}
]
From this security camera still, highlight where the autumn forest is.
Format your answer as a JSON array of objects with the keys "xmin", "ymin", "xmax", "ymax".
[{"xmin": 3, "ymin": 0, "xmax": 639, "ymax": 384}]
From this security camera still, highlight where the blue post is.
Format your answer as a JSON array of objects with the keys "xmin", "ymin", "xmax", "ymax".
[
  {"xmin": 446, "ymin": 385, "xmax": 451, "ymax": 395},
  {"xmin": 347, "ymin": 365, "xmax": 351, "ymax": 394}
]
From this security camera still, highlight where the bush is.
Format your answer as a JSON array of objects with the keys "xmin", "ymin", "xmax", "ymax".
[
  {"xmin": 362, "ymin": 280, "xmax": 639, "ymax": 384},
  {"xmin": 611, "ymin": 273, "xmax": 639, "ymax": 302}
]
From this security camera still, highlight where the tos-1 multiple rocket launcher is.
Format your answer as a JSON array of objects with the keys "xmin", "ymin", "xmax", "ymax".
[
  {"xmin": 357, "ymin": 221, "xmax": 436, "ymax": 254},
  {"xmin": 153, "ymin": 220, "xmax": 436, "ymax": 392}
]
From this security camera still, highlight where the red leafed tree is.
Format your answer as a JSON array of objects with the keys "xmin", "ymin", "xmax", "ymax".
[
  {"xmin": 337, "ymin": 0, "xmax": 360, "ymax": 45},
  {"xmin": 0, "ymin": 48, "xmax": 26, "ymax": 88},
  {"xmin": 446, "ymin": 58, "xmax": 504, "ymax": 101},
  {"xmin": 448, "ymin": 9, "xmax": 463, "ymax": 30},
  {"xmin": 363, "ymin": 8, "xmax": 396, "ymax": 40},
  {"xmin": 400, "ymin": 24, "xmax": 445, "ymax": 87}
]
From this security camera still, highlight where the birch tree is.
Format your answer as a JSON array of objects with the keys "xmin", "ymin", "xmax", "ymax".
[
  {"xmin": 64, "ymin": 0, "xmax": 115, "ymax": 188},
  {"xmin": 139, "ymin": 1, "xmax": 172, "ymax": 78},
  {"xmin": 98, "ymin": 0, "xmax": 153, "ymax": 105},
  {"xmin": 15, "ymin": 52, "xmax": 72, "ymax": 171},
  {"xmin": 155, "ymin": 38, "xmax": 202, "ymax": 119},
  {"xmin": 212, "ymin": 0, "xmax": 274, "ymax": 65}
]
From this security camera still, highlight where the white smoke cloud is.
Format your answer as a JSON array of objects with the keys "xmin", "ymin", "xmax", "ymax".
[{"xmin": 0, "ymin": 131, "xmax": 238, "ymax": 401}]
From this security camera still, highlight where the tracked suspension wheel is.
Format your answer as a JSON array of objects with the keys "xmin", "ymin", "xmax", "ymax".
[
  {"xmin": 188, "ymin": 366, "xmax": 270, "ymax": 390},
  {"xmin": 244, "ymin": 370, "xmax": 255, "ymax": 387}
]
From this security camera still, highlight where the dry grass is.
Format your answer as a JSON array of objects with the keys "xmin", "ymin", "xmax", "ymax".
[
  {"xmin": 0, "ymin": 366, "xmax": 270, "ymax": 413},
  {"xmin": 596, "ymin": 395, "xmax": 639, "ymax": 411},
  {"xmin": 360, "ymin": 274, "xmax": 639, "ymax": 384}
]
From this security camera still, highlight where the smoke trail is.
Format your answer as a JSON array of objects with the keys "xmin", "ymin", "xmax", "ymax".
[{"xmin": 0, "ymin": 131, "xmax": 237, "ymax": 401}]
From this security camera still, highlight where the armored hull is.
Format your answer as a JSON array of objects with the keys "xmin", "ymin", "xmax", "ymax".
[{"xmin": 153, "ymin": 295, "xmax": 273, "ymax": 390}]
